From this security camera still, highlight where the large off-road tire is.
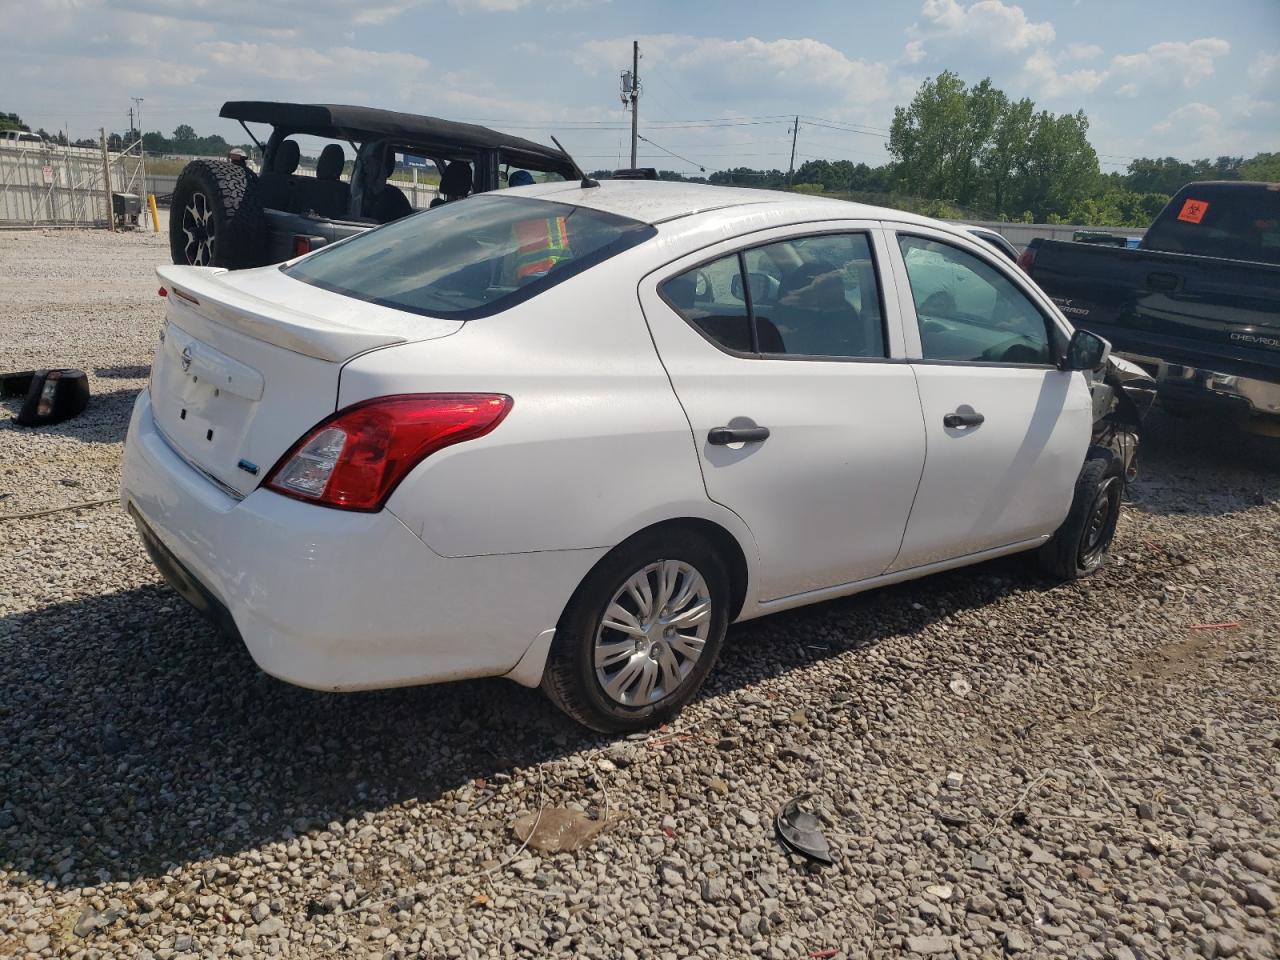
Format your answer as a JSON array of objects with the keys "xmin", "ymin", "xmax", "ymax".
[
  {"xmin": 1038, "ymin": 450, "xmax": 1125, "ymax": 580},
  {"xmin": 541, "ymin": 529, "xmax": 731, "ymax": 733},
  {"xmin": 169, "ymin": 159, "xmax": 265, "ymax": 269}
]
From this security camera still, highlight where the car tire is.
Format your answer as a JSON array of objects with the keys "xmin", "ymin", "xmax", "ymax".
[
  {"xmin": 541, "ymin": 530, "xmax": 730, "ymax": 733},
  {"xmin": 169, "ymin": 159, "xmax": 265, "ymax": 269},
  {"xmin": 1037, "ymin": 451, "xmax": 1125, "ymax": 580}
]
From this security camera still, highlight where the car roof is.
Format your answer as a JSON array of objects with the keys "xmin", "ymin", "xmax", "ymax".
[
  {"xmin": 506, "ymin": 179, "xmax": 974, "ymax": 236},
  {"xmin": 221, "ymin": 101, "xmax": 575, "ymax": 172}
]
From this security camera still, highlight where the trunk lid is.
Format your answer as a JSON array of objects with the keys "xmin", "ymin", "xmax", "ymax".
[{"xmin": 149, "ymin": 264, "xmax": 463, "ymax": 498}]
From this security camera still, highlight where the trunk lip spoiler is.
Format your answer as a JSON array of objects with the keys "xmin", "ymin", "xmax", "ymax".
[{"xmin": 155, "ymin": 264, "xmax": 417, "ymax": 363}]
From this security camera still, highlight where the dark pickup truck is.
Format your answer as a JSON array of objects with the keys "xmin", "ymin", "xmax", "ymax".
[{"xmin": 1021, "ymin": 181, "xmax": 1280, "ymax": 431}]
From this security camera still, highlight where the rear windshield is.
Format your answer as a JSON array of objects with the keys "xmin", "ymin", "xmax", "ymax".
[
  {"xmin": 284, "ymin": 194, "xmax": 656, "ymax": 319},
  {"xmin": 1142, "ymin": 185, "xmax": 1280, "ymax": 265}
]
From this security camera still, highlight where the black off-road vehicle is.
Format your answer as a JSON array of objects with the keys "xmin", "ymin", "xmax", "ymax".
[{"xmin": 169, "ymin": 101, "xmax": 576, "ymax": 269}]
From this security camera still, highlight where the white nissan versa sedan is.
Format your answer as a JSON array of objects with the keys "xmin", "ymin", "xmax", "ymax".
[{"xmin": 122, "ymin": 180, "xmax": 1127, "ymax": 732}]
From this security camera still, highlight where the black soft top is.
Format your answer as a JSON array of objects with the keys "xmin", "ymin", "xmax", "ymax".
[{"xmin": 220, "ymin": 100, "xmax": 574, "ymax": 172}]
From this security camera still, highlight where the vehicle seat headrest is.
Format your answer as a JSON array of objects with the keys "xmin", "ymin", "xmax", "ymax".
[
  {"xmin": 441, "ymin": 161, "xmax": 473, "ymax": 199},
  {"xmin": 316, "ymin": 144, "xmax": 344, "ymax": 181},
  {"xmin": 273, "ymin": 140, "xmax": 300, "ymax": 175}
]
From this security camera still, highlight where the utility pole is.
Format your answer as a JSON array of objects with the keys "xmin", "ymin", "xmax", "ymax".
[
  {"xmin": 620, "ymin": 42, "xmax": 641, "ymax": 168},
  {"xmin": 787, "ymin": 116, "xmax": 800, "ymax": 188},
  {"xmin": 132, "ymin": 96, "xmax": 147, "ymax": 203},
  {"xmin": 631, "ymin": 42, "xmax": 640, "ymax": 168}
]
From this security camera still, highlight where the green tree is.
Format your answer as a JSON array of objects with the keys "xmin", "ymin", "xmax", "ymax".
[
  {"xmin": 1240, "ymin": 152, "xmax": 1280, "ymax": 182},
  {"xmin": 1012, "ymin": 110, "xmax": 1098, "ymax": 221}
]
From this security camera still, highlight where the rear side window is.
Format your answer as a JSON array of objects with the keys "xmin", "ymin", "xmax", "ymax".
[
  {"xmin": 1143, "ymin": 186, "xmax": 1280, "ymax": 265},
  {"xmin": 661, "ymin": 232, "xmax": 887, "ymax": 359},
  {"xmin": 285, "ymin": 195, "xmax": 656, "ymax": 320}
]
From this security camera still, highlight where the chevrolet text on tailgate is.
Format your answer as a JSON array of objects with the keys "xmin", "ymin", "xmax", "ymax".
[
  {"xmin": 1021, "ymin": 181, "xmax": 1280, "ymax": 431},
  {"xmin": 123, "ymin": 181, "xmax": 1148, "ymax": 732}
]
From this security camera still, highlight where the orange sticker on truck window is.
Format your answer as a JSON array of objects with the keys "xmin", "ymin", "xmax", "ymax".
[{"xmin": 1177, "ymin": 198, "xmax": 1209, "ymax": 224}]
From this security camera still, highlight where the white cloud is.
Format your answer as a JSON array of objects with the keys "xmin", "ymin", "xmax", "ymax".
[
  {"xmin": 1022, "ymin": 48, "xmax": 1102, "ymax": 97},
  {"xmin": 915, "ymin": 0, "xmax": 1054, "ymax": 52},
  {"xmin": 1152, "ymin": 102, "xmax": 1220, "ymax": 136},
  {"xmin": 1109, "ymin": 37, "xmax": 1229, "ymax": 90},
  {"xmin": 199, "ymin": 41, "xmax": 429, "ymax": 82},
  {"xmin": 1062, "ymin": 42, "xmax": 1102, "ymax": 61},
  {"xmin": 1025, "ymin": 36, "xmax": 1231, "ymax": 101},
  {"xmin": 902, "ymin": 40, "xmax": 926, "ymax": 64},
  {"xmin": 1250, "ymin": 51, "xmax": 1279, "ymax": 83},
  {"xmin": 576, "ymin": 34, "xmax": 891, "ymax": 103}
]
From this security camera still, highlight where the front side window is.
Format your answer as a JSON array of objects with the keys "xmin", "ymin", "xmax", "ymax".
[
  {"xmin": 285, "ymin": 195, "xmax": 655, "ymax": 320},
  {"xmin": 660, "ymin": 231, "xmax": 886, "ymax": 360},
  {"xmin": 898, "ymin": 235, "xmax": 1052, "ymax": 365}
]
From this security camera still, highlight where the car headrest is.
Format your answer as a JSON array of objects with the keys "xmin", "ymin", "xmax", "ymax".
[
  {"xmin": 316, "ymin": 144, "xmax": 344, "ymax": 181},
  {"xmin": 779, "ymin": 260, "xmax": 840, "ymax": 299},
  {"xmin": 664, "ymin": 273, "xmax": 697, "ymax": 311},
  {"xmin": 441, "ymin": 161, "xmax": 473, "ymax": 198},
  {"xmin": 273, "ymin": 140, "xmax": 300, "ymax": 175}
]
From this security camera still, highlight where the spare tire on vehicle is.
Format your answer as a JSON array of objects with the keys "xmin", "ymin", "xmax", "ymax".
[{"xmin": 169, "ymin": 159, "xmax": 265, "ymax": 269}]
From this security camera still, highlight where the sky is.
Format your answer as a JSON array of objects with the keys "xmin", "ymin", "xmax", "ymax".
[{"xmin": 2, "ymin": 0, "xmax": 1277, "ymax": 176}]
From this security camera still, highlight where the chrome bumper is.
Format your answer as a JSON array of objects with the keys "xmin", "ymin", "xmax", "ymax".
[{"xmin": 1119, "ymin": 352, "xmax": 1280, "ymax": 418}]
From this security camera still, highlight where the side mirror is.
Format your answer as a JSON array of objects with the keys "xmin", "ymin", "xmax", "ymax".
[
  {"xmin": 730, "ymin": 271, "xmax": 778, "ymax": 304},
  {"xmin": 694, "ymin": 272, "xmax": 709, "ymax": 300},
  {"xmin": 1062, "ymin": 328, "xmax": 1110, "ymax": 371}
]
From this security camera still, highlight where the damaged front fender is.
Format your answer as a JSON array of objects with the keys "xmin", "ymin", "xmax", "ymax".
[{"xmin": 1090, "ymin": 355, "xmax": 1156, "ymax": 482}]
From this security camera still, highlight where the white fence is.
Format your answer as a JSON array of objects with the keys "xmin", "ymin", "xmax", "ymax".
[{"xmin": 0, "ymin": 140, "xmax": 156, "ymax": 227}]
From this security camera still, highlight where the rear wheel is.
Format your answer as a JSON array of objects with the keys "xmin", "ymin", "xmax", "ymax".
[
  {"xmin": 541, "ymin": 530, "xmax": 730, "ymax": 732},
  {"xmin": 169, "ymin": 159, "xmax": 264, "ymax": 269},
  {"xmin": 1038, "ymin": 452, "xmax": 1124, "ymax": 580}
]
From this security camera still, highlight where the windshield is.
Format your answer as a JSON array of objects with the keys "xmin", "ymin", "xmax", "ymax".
[{"xmin": 284, "ymin": 195, "xmax": 655, "ymax": 320}]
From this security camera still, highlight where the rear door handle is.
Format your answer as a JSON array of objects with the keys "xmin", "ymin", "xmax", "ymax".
[
  {"xmin": 1146, "ymin": 271, "xmax": 1179, "ymax": 293},
  {"xmin": 943, "ymin": 412, "xmax": 985, "ymax": 428},
  {"xmin": 708, "ymin": 425, "xmax": 770, "ymax": 445}
]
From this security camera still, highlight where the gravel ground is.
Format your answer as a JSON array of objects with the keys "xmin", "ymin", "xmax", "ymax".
[{"xmin": 1, "ymin": 225, "xmax": 1278, "ymax": 960}]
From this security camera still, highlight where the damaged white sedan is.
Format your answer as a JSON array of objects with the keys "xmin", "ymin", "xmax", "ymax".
[{"xmin": 122, "ymin": 180, "xmax": 1146, "ymax": 731}]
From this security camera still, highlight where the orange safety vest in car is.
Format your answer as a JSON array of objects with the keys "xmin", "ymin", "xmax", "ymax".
[{"xmin": 514, "ymin": 216, "xmax": 571, "ymax": 280}]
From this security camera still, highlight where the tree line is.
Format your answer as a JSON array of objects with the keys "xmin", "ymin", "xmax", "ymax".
[{"xmin": 601, "ymin": 72, "xmax": 1278, "ymax": 227}]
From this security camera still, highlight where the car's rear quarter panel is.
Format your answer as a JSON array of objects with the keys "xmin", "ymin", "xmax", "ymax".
[{"xmin": 338, "ymin": 250, "xmax": 753, "ymax": 563}]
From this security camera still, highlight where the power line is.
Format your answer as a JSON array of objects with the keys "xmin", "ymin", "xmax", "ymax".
[{"xmin": 635, "ymin": 135, "xmax": 706, "ymax": 170}]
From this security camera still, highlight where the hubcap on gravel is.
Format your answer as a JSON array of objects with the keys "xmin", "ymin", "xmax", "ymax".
[
  {"xmin": 594, "ymin": 559, "xmax": 712, "ymax": 706},
  {"xmin": 181, "ymin": 191, "xmax": 216, "ymax": 266}
]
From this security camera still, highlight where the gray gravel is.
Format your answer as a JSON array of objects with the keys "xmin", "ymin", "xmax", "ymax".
[{"xmin": 2, "ymin": 225, "xmax": 1279, "ymax": 959}]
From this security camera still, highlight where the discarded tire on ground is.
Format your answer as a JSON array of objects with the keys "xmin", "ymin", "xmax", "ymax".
[{"xmin": 169, "ymin": 159, "xmax": 265, "ymax": 269}]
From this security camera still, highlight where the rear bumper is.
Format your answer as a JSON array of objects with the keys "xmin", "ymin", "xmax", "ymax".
[
  {"xmin": 120, "ymin": 389, "xmax": 603, "ymax": 691},
  {"xmin": 1118, "ymin": 351, "xmax": 1280, "ymax": 420}
]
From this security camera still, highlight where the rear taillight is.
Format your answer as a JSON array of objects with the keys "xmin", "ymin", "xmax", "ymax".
[
  {"xmin": 1017, "ymin": 246, "xmax": 1037, "ymax": 272},
  {"xmin": 292, "ymin": 235, "xmax": 312, "ymax": 257},
  {"xmin": 264, "ymin": 394, "xmax": 512, "ymax": 512}
]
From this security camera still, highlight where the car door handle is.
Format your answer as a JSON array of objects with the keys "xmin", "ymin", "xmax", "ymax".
[
  {"xmin": 943, "ymin": 412, "xmax": 985, "ymax": 428},
  {"xmin": 1146, "ymin": 271, "xmax": 1179, "ymax": 292},
  {"xmin": 708, "ymin": 425, "xmax": 770, "ymax": 445}
]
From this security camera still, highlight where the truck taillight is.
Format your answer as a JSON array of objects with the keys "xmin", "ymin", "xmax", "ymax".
[
  {"xmin": 264, "ymin": 394, "xmax": 513, "ymax": 512},
  {"xmin": 1017, "ymin": 246, "xmax": 1037, "ymax": 272},
  {"xmin": 292, "ymin": 236, "xmax": 312, "ymax": 257}
]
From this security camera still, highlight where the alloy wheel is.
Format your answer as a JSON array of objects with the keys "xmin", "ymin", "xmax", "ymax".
[
  {"xmin": 181, "ymin": 191, "xmax": 216, "ymax": 266},
  {"xmin": 593, "ymin": 559, "xmax": 713, "ymax": 707}
]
